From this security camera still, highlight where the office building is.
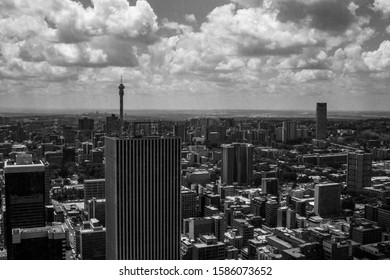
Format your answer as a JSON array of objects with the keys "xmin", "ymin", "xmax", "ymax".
[
  {"xmin": 232, "ymin": 219, "xmax": 254, "ymax": 247},
  {"xmin": 277, "ymin": 206, "xmax": 288, "ymax": 227},
  {"xmin": 265, "ymin": 200, "xmax": 278, "ymax": 227},
  {"xmin": 11, "ymin": 225, "xmax": 66, "ymax": 260},
  {"xmin": 262, "ymin": 178, "xmax": 279, "ymax": 196},
  {"xmin": 250, "ymin": 196, "xmax": 266, "ymax": 217},
  {"xmin": 180, "ymin": 188, "xmax": 197, "ymax": 220},
  {"xmin": 84, "ymin": 179, "xmax": 105, "ymax": 211},
  {"xmin": 352, "ymin": 223, "xmax": 382, "ymax": 245},
  {"xmin": 323, "ymin": 237, "xmax": 352, "ymax": 260},
  {"xmin": 314, "ymin": 183, "xmax": 341, "ymax": 217},
  {"xmin": 78, "ymin": 117, "xmax": 94, "ymax": 131},
  {"xmin": 76, "ymin": 219, "xmax": 106, "ymax": 260},
  {"xmin": 4, "ymin": 155, "xmax": 46, "ymax": 259},
  {"xmin": 174, "ymin": 122, "xmax": 187, "ymax": 142},
  {"xmin": 282, "ymin": 121, "xmax": 296, "ymax": 143},
  {"xmin": 105, "ymin": 136, "xmax": 181, "ymax": 260},
  {"xmin": 286, "ymin": 208, "xmax": 296, "ymax": 229},
  {"xmin": 188, "ymin": 217, "xmax": 215, "ymax": 240},
  {"xmin": 192, "ymin": 235, "xmax": 225, "ymax": 260},
  {"xmin": 221, "ymin": 143, "xmax": 253, "ymax": 186},
  {"xmin": 88, "ymin": 198, "xmax": 106, "ymax": 226},
  {"xmin": 347, "ymin": 151, "xmax": 372, "ymax": 189},
  {"xmin": 63, "ymin": 125, "xmax": 75, "ymax": 144},
  {"xmin": 106, "ymin": 114, "xmax": 119, "ymax": 134},
  {"xmin": 316, "ymin": 103, "xmax": 327, "ymax": 140}
]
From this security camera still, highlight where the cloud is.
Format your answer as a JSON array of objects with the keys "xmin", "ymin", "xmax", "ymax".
[
  {"xmin": 275, "ymin": 0, "xmax": 355, "ymax": 33},
  {"xmin": 202, "ymin": 4, "xmax": 321, "ymax": 57},
  {"xmin": 231, "ymin": 0, "xmax": 264, "ymax": 8},
  {"xmin": 184, "ymin": 14, "xmax": 197, "ymax": 24},
  {"xmin": 0, "ymin": 0, "xmax": 158, "ymax": 80},
  {"xmin": 362, "ymin": 40, "xmax": 390, "ymax": 71},
  {"xmin": 372, "ymin": 0, "xmax": 390, "ymax": 18},
  {"xmin": 277, "ymin": 69, "xmax": 336, "ymax": 83}
]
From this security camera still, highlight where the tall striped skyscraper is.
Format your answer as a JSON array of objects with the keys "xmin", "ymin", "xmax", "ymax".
[{"xmin": 105, "ymin": 137, "xmax": 181, "ymax": 260}]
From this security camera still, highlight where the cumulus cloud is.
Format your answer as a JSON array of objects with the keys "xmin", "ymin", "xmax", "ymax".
[
  {"xmin": 1, "ymin": 0, "xmax": 390, "ymax": 110},
  {"xmin": 0, "ymin": 0, "xmax": 158, "ymax": 80},
  {"xmin": 372, "ymin": 0, "xmax": 390, "ymax": 18},
  {"xmin": 277, "ymin": 69, "xmax": 336, "ymax": 83},
  {"xmin": 363, "ymin": 40, "xmax": 390, "ymax": 71},
  {"xmin": 184, "ymin": 14, "xmax": 197, "ymax": 24}
]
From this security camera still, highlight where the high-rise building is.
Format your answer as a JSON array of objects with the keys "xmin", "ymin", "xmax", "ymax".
[
  {"xmin": 277, "ymin": 206, "xmax": 288, "ymax": 227},
  {"xmin": 105, "ymin": 136, "xmax": 181, "ymax": 260},
  {"xmin": 347, "ymin": 151, "xmax": 372, "ymax": 189},
  {"xmin": 78, "ymin": 117, "xmax": 94, "ymax": 131},
  {"xmin": 174, "ymin": 122, "xmax": 187, "ymax": 142},
  {"xmin": 286, "ymin": 208, "xmax": 296, "ymax": 229},
  {"xmin": 282, "ymin": 121, "xmax": 297, "ymax": 143},
  {"xmin": 316, "ymin": 103, "xmax": 327, "ymax": 140},
  {"xmin": 4, "ymin": 155, "xmax": 46, "ymax": 259},
  {"xmin": 221, "ymin": 143, "xmax": 253, "ymax": 186},
  {"xmin": 11, "ymin": 225, "xmax": 66, "ymax": 260},
  {"xmin": 232, "ymin": 219, "xmax": 254, "ymax": 247},
  {"xmin": 265, "ymin": 200, "xmax": 278, "ymax": 227},
  {"xmin": 63, "ymin": 125, "xmax": 75, "ymax": 144},
  {"xmin": 84, "ymin": 179, "xmax": 105, "ymax": 211},
  {"xmin": 181, "ymin": 188, "xmax": 197, "ymax": 220},
  {"xmin": 106, "ymin": 114, "xmax": 119, "ymax": 135},
  {"xmin": 262, "ymin": 178, "xmax": 279, "ymax": 196},
  {"xmin": 314, "ymin": 183, "xmax": 341, "ymax": 217},
  {"xmin": 88, "ymin": 198, "xmax": 106, "ymax": 227}
]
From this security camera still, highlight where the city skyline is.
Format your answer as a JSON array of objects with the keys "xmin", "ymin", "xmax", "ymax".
[{"xmin": 1, "ymin": 0, "xmax": 390, "ymax": 111}]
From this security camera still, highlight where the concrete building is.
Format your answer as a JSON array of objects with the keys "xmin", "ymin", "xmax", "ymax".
[
  {"xmin": 11, "ymin": 225, "xmax": 66, "ymax": 260},
  {"xmin": 76, "ymin": 218, "xmax": 106, "ymax": 260},
  {"xmin": 265, "ymin": 200, "xmax": 278, "ymax": 227},
  {"xmin": 347, "ymin": 151, "xmax": 372, "ymax": 189},
  {"xmin": 84, "ymin": 179, "xmax": 105, "ymax": 212},
  {"xmin": 192, "ymin": 235, "xmax": 225, "ymax": 260},
  {"xmin": 221, "ymin": 143, "xmax": 253, "ymax": 186},
  {"xmin": 314, "ymin": 183, "xmax": 341, "ymax": 218}
]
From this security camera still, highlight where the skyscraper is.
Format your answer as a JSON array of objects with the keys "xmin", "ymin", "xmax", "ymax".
[
  {"xmin": 4, "ymin": 154, "xmax": 46, "ymax": 259},
  {"xmin": 282, "ymin": 121, "xmax": 297, "ymax": 143},
  {"xmin": 221, "ymin": 143, "xmax": 253, "ymax": 186},
  {"xmin": 265, "ymin": 200, "xmax": 278, "ymax": 227},
  {"xmin": 118, "ymin": 77, "xmax": 125, "ymax": 132},
  {"xmin": 105, "ymin": 136, "xmax": 181, "ymax": 260},
  {"xmin": 314, "ymin": 183, "xmax": 341, "ymax": 217},
  {"xmin": 316, "ymin": 103, "xmax": 327, "ymax": 140},
  {"xmin": 347, "ymin": 151, "xmax": 372, "ymax": 189}
]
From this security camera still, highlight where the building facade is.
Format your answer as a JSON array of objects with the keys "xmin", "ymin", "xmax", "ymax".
[
  {"xmin": 316, "ymin": 103, "xmax": 327, "ymax": 140},
  {"xmin": 105, "ymin": 137, "xmax": 181, "ymax": 260}
]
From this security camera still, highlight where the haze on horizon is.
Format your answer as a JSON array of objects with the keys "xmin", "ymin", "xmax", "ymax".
[{"xmin": 1, "ymin": 0, "xmax": 390, "ymax": 112}]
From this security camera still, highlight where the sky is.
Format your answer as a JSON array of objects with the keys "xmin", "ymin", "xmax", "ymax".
[{"xmin": 1, "ymin": 0, "xmax": 390, "ymax": 111}]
